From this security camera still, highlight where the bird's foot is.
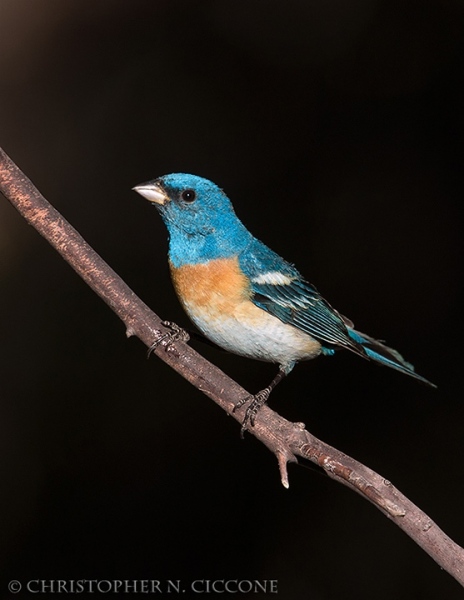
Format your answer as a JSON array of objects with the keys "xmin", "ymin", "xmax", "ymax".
[
  {"xmin": 233, "ymin": 387, "xmax": 271, "ymax": 437},
  {"xmin": 147, "ymin": 321, "xmax": 190, "ymax": 357}
]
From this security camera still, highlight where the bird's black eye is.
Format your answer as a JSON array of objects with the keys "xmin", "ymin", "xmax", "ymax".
[{"xmin": 181, "ymin": 189, "xmax": 196, "ymax": 203}]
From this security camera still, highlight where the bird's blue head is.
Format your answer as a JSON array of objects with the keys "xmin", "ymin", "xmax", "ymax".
[{"xmin": 133, "ymin": 173, "xmax": 251, "ymax": 267}]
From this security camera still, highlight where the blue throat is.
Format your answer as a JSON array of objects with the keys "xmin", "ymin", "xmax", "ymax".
[{"xmin": 165, "ymin": 211, "xmax": 252, "ymax": 267}]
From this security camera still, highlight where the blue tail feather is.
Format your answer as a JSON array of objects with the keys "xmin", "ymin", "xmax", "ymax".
[{"xmin": 347, "ymin": 328, "xmax": 436, "ymax": 388}]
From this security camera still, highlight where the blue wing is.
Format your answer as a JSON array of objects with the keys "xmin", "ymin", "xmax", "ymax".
[
  {"xmin": 239, "ymin": 238, "xmax": 358, "ymax": 353},
  {"xmin": 238, "ymin": 238, "xmax": 435, "ymax": 386}
]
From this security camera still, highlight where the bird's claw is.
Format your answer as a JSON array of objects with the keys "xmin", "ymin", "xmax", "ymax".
[
  {"xmin": 233, "ymin": 389, "xmax": 271, "ymax": 437},
  {"xmin": 147, "ymin": 321, "xmax": 190, "ymax": 357}
]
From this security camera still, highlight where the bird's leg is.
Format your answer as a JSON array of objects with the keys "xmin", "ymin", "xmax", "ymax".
[
  {"xmin": 147, "ymin": 321, "xmax": 190, "ymax": 357},
  {"xmin": 234, "ymin": 367, "xmax": 288, "ymax": 433}
]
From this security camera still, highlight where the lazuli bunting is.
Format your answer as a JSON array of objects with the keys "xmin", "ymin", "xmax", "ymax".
[{"xmin": 134, "ymin": 174, "xmax": 434, "ymax": 427}]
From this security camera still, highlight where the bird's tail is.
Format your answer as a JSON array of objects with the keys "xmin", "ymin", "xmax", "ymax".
[{"xmin": 347, "ymin": 328, "xmax": 436, "ymax": 388}]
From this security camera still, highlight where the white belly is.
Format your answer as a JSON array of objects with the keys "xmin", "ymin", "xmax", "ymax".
[{"xmin": 184, "ymin": 298, "xmax": 321, "ymax": 368}]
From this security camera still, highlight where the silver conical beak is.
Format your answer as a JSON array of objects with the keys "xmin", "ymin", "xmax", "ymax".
[{"xmin": 132, "ymin": 182, "xmax": 169, "ymax": 205}]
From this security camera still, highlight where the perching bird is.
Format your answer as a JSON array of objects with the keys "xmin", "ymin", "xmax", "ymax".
[{"xmin": 133, "ymin": 173, "xmax": 435, "ymax": 427}]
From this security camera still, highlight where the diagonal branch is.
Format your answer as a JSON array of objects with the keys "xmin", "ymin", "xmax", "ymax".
[{"xmin": 1, "ymin": 146, "xmax": 463, "ymax": 586}]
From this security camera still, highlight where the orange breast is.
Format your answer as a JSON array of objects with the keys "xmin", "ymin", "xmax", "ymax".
[{"xmin": 170, "ymin": 257, "xmax": 251, "ymax": 318}]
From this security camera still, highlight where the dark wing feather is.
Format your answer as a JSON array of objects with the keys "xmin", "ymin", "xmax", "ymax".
[
  {"xmin": 238, "ymin": 239, "xmax": 436, "ymax": 386},
  {"xmin": 239, "ymin": 239, "xmax": 361, "ymax": 352}
]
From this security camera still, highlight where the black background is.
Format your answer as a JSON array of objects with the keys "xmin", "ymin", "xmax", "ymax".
[{"xmin": 1, "ymin": 1, "xmax": 463, "ymax": 598}]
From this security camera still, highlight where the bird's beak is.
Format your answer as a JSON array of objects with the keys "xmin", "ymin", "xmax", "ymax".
[{"xmin": 132, "ymin": 181, "xmax": 169, "ymax": 205}]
